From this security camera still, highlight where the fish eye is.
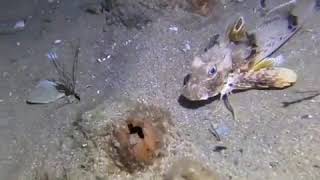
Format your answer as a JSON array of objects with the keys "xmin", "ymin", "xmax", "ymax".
[{"xmin": 208, "ymin": 66, "xmax": 217, "ymax": 76}]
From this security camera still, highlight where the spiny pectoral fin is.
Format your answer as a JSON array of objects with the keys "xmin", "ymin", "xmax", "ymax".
[
  {"xmin": 250, "ymin": 57, "xmax": 274, "ymax": 72},
  {"xmin": 250, "ymin": 55, "xmax": 285, "ymax": 72},
  {"xmin": 271, "ymin": 67, "xmax": 297, "ymax": 88},
  {"xmin": 247, "ymin": 67, "xmax": 297, "ymax": 89}
]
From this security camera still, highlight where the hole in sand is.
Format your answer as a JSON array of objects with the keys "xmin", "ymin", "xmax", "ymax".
[{"xmin": 127, "ymin": 123, "xmax": 144, "ymax": 138}]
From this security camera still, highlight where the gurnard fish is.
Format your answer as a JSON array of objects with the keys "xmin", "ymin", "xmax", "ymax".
[{"xmin": 181, "ymin": 0, "xmax": 316, "ymax": 120}]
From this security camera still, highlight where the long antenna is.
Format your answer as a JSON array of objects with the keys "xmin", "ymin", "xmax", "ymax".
[{"xmin": 71, "ymin": 39, "xmax": 80, "ymax": 91}]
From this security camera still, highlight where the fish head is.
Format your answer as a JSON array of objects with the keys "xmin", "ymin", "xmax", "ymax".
[
  {"xmin": 181, "ymin": 48, "xmax": 233, "ymax": 101},
  {"xmin": 181, "ymin": 16, "xmax": 250, "ymax": 101}
]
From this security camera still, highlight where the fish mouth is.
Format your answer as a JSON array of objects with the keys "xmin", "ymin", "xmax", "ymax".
[
  {"xmin": 198, "ymin": 94, "xmax": 209, "ymax": 100},
  {"xmin": 181, "ymin": 94, "xmax": 209, "ymax": 102},
  {"xmin": 181, "ymin": 85, "xmax": 211, "ymax": 101}
]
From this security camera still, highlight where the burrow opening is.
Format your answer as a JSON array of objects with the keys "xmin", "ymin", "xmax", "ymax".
[{"xmin": 127, "ymin": 123, "xmax": 144, "ymax": 138}]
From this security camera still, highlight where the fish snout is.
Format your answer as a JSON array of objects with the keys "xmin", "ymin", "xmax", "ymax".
[{"xmin": 181, "ymin": 84, "xmax": 210, "ymax": 101}]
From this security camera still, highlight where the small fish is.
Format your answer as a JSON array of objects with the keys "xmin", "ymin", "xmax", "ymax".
[{"xmin": 181, "ymin": 0, "xmax": 315, "ymax": 120}]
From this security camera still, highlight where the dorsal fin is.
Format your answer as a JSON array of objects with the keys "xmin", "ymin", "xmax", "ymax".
[
  {"xmin": 226, "ymin": 16, "xmax": 247, "ymax": 43},
  {"xmin": 252, "ymin": 0, "xmax": 316, "ymax": 62}
]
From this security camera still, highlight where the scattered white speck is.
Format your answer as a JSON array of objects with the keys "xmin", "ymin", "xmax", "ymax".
[
  {"xmin": 97, "ymin": 90, "xmax": 100, "ymax": 94},
  {"xmin": 112, "ymin": 42, "xmax": 117, "ymax": 49},
  {"xmin": 0, "ymin": 99, "xmax": 3, "ymax": 103},
  {"xmin": 82, "ymin": 143, "xmax": 88, "ymax": 147},
  {"xmin": 182, "ymin": 41, "xmax": 191, "ymax": 52},
  {"xmin": 169, "ymin": 26, "xmax": 178, "ymax": 32},
  {"xmin": 9, "ymin": 92, "xmax": 12, "ymax": 96},
  {"xmin": 16, "ymin": 42, "xmax": 20, "ymax": 46},
  {"xmin": 124, "ymin": 39, "xmax": 132, "ymax": 46},
  {"xmin": 97, "ymin": 58, "xmax": 106, "ymax": 63},
  {"xmin": 54, "ymin": 39, "xmax": 62, "ymax": 44},
  {"xmin": 14, "ymin": 20, "xmax": 25, "ymax": 29},
  {"xmin": 301, "ymin": 114, "xmax": 313, "ymax": 119},
  {"xmin": 97, "ymin": 54, "xmax": 111, "ymax": 63}
]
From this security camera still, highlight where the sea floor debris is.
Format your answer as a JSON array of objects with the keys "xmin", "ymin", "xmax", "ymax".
[
  {"xmin": 26, "ymin": 40, "xmax": 80, "ymax": 104},
  {"xmin": 109, "ymin": 101, "xmax": 173, "ymax": 172},
  {"xmin": 29, "ymin": 98, "xmax": 209, "ymax": 179},
  {"xmin": 164, "ymin": 158, "xmax": 219, "ymax": 180},
  {"xmin": 26, "ymin": 80, "xmax": 66, "ymax": 104}
]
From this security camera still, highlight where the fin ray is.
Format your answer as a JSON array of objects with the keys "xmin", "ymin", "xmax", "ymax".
[{"xmin": 250, "ymin": 55, "xmax": 285, "ymax": 72}]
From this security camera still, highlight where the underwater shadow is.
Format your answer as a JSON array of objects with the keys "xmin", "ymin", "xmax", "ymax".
[
  {"xmin": 177, "ymin": 95, "xmax": 219, "ymax": 109},
  {"xmin": 281, "ymin": 91, "xmax": 320, "ymax": 107},
  {"xmin": 177, "ymin": 86, "xmax": 299, "ymax": 109}
]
